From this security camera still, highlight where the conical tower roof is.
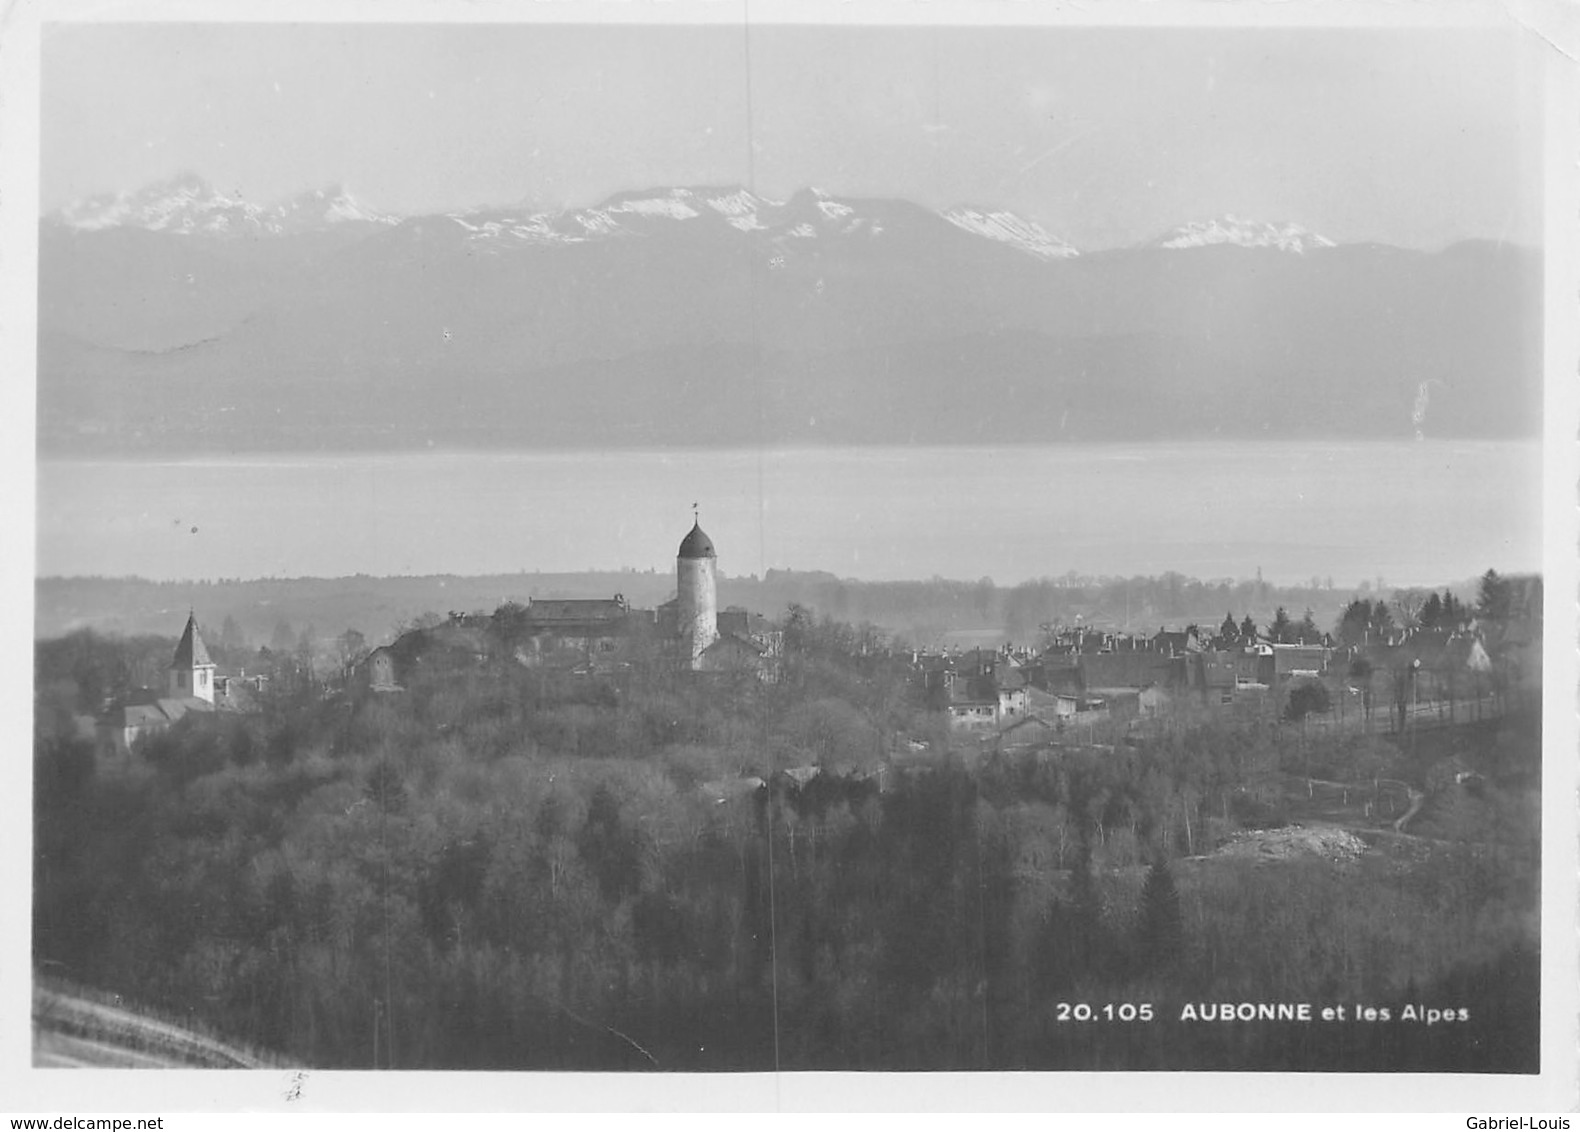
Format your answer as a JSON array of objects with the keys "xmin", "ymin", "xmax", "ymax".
[
  {"xmin": 678, "ymin": 521, "xmax": 716, "ymax": 560},
  {"xmin": 171, "ymin": 612, "xmax": 214, "ymax": 669}
]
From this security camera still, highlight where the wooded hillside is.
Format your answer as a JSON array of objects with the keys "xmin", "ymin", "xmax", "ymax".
[{"xmin": 33, "ymin": 605, "xmax": 1541, "ymax": 1071}]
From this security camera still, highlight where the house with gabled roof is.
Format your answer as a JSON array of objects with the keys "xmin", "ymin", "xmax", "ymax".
[
  {"xmin": 997, "ymin": 712, "xmax": 1059, "ymax": 748},
  {"xmin": 1267, "ymin": 643, "xmax": 1330, "ymax": 682},
  {"xmin": 945, "ymin": 675, "xmax": 999, "ymax": 730},
  {"xmin": 363, "ymin": 645, "xmax": 401, "ymax": 692},
  {"xmin": 1152, "ymin": 625, "xmax": 1203, "ymax": 657},
  {"xmin": 96, "ymin": 613, "xmax": 221, "ymax": 762},
  {"xmin": 698, "ymin": 607, "xmax": 783, "ymax": 681},
  {"xmin": 512, "ymin": 595, "xmax": 634, "ymax": 668}
]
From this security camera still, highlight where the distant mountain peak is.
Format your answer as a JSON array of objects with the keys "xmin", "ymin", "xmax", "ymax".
[
  {"xmin": 698, "ymin": 187, "xmax": 775, "ymax": 230},
  {"xmin": 271, "ymin": 184, "xmax": 397, "ymax": 230},
  {"xmin": 51, "ymin": 178, "xmax": 396, "ymax": 236},
  {"xmin": 54, "ymin": 174, "xmax": 264, "ymax": 235},
  {"xmin": 940, "ymin": 204, "xmax": 1079, "ymax": 260},
  {"xmin": 1150, "ymin": 214, "xmax": 1336, "ymax": 253}
]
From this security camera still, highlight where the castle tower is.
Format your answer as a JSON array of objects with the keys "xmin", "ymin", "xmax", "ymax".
[
  {"xmin": 676, "ymin": 517, "xmax": 718, "ymax": 668},
  {"xmin": 169, "ymin": 612, "xmax": 217, "ymax": 704}
]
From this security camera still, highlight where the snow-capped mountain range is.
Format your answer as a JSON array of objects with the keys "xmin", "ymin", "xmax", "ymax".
[
  {"xmin": 1149, "ymin": 214, "xmax": 1337, "ymax": 254},
  {"xmin": 48, "ymin": 176, "xmax": 1331, "ymax": 257},
  {"xmin": 440, "ymin": 186, "xmax": 838, "ymax": 247},
  {"xmin": 52, "ymin": 174, "xmax": 398, "ymax": 237},
  {"xmin": 939, "ymin": 206, "xmax": 1078, "ymax": 259},
  {"xmin": 43, "ymin": 172, "xmax": 1536, "ymax": 457},
  {"xmin": 40, "ymin": 171, "xmax": 1542, "ymax": 455},
  {"xmin": 435, "ymin": 185, "xmax": 1083, "ymax": 259}
]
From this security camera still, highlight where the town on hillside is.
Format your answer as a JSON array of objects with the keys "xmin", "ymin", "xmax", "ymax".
[
  {"xmin": 34, "ymin": 514, "xmax": 1545, "ymax": 1074},
  {"xmin": 81, "ymin": 517, "xmax": 1540, "ymax": 795}
]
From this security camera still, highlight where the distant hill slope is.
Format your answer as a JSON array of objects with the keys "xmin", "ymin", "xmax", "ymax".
[
  {"xmin": 38, "ymin": 183, "xmax": 1542, "ymax": 454},
  {"xmin": 37, "ymin": 569, "xmax": 1470, "ymax": 653}
]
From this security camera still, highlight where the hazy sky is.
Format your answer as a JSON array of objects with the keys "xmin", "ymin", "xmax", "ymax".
[{"xmin": 42, "ymin": 21, "xmax": 1543, "ymax": 249}]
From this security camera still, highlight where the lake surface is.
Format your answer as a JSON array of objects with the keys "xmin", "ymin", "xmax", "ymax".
[{"xmin": 35, "ymin": 440, "xmax": 1544, "ymax": 587}]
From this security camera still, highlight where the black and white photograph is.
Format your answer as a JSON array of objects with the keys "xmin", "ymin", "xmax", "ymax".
[{"xmin": 7, "ymin": 0, "xmax": 1578, "ymax": 1112}]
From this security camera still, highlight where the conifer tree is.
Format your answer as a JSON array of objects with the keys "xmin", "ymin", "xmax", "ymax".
[
  {"xmin": 1135, "ymin": 859, "xmax": 1184, "ymax": 973},
  {"xmin": 1477, "ymin": 569, "xmax": 1512, "ymax": 623},
  {"xmin": 1419, "ymin": 592, "xmax": 1444, "ymax": 632}
]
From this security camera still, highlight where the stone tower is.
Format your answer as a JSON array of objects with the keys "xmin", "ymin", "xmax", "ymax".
[
  {"xmin": 169, "ymin": 612, "xmax": 217, "ymax": 704},
  {"xmin": 676, "ymin": 518, "xmax": 718, "ymax": 668}
]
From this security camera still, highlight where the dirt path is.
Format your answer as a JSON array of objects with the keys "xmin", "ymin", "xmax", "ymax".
[
  {"xmin": 33, "ymin": 982, "xmax": 280, "ymax": 1068},
  {"xmin": 1293, "ymin": 772, "xmax": 1427, "ymax": 836},
  {"xmin": 33, "ymin": 1031, "xmax": 192, "ymax": 1069}
]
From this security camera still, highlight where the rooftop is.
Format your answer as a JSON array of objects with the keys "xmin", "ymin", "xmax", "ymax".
[
  {"xmin": 678, "ymin": 521, "xmax": 716, "ymax": 560},
  {"xmin": 170, "ymin": 613, "xmax": 214, "ymax": 669},
  {"xmin": 526, "ymin": 597, "xmax": 630, "ymax": 623}
]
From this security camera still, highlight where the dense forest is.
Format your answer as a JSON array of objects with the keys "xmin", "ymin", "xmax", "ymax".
[{"xmin": 34, "ymin": 606, "xmax": 1541, "ymax": 1072}]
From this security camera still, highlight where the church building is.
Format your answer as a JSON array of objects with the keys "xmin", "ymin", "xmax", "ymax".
[{"xmin": 96, "ymin": 612, "xmax": 219, "ymax": 762}]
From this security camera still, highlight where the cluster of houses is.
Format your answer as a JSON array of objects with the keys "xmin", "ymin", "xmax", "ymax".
[
  {"xmin": 915, "ymin": 616, "xmax": 1507, "ymax": 744},
  {"xmin": 91, "ymin": 532, "xmax": 1533, "ymax": 771},
  {"xmin": 95, "ymin": 601, "xmax": 1516, "ymax": 766}
]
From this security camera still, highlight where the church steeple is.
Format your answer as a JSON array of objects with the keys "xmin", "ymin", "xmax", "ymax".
[{"xmin": 169, "ymin": 612, "xmax": 217, "ymax": 703}]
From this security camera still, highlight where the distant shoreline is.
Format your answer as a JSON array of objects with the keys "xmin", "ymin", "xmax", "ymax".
[
  {"xmin": 35, "ymin": 567, "xmax": 1524, "ymax": 647},
  {"xmin": 33, "ymin": 433, "xmax": 1546, "ymax": 466},
  {"xmin": 36, "ymin": 440, "xmax": 1542, "ymax": 596}
]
